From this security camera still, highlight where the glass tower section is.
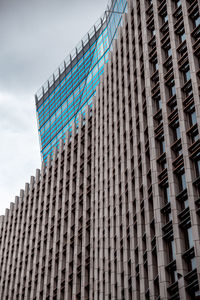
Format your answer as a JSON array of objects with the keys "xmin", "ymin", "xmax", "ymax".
[{"xmin": 35, "ymin": 0, "xmax": 127, "ymax": 162}]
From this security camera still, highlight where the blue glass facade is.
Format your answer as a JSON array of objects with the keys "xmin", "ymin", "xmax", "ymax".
[{"xmin": 35, "ymin": 0, "xmax": 127, "ymax": 162}]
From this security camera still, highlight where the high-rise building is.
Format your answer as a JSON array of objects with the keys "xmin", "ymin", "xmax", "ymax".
[
  {"xmin": 35, "ymin": 0, "xmax": 127, "ymax": 162},
  {"xmin": 0, "ymin": 0, "xmax": 200, "ymax": 299}
]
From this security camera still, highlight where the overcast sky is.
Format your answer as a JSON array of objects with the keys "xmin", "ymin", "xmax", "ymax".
[{"xmin": 0, "ymin": 0, "xmax": 108, "ymax": 215}]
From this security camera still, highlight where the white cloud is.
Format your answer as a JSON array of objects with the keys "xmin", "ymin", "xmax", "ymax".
[
  {"xmin": 0, "ymin": 0, "xmax": 108, "ymax": 215},
  {"xmin": 0, "ymin": 92, "xmax": 41, "ymax": 215}
]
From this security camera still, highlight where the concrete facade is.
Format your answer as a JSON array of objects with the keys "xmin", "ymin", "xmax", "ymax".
[{"xmin": 0, "ymin": 0, "xmax": 200, "ymax": 299}]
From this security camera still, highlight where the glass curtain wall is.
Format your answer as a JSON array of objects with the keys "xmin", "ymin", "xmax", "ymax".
[{"xmin": 35, "ymin": 0, "xmax": 127, "ymax": 162}]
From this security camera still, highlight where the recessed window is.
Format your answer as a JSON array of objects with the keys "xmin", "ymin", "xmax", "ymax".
[
  {"xmin": 195, "ymin": 159, "xmax": 200, "ymax": 177},
  {"xmin": 176, "ymin": 127, "xmax": 181, "ymax": 140},
  {"xmin": 155, "ymin": 62, "xmax": 159, "ymax": 71},
  {"xmin": 161, "ymin": 160, "xmax": 167, "ymax": 170},
  {"xmin": 152, "ymin": 58, "xmax": 159, "ymax": 72},
  {"xmin": 183, "ymin": 199, "xmax": 189, "ymax": 209},
  {"xmin": 189, "ymin": 110, "xmax": 197, "ymax": 127},
  {"xmin": 195, "ymin": 16, "xmax": 200, "ymax": 27},
  {"xmin": 171, "ymin": 269, "xmax": 178, "ymax": 283},
  {"xmin": 191, "ymin": 130, "xmax": 199, "ymax": 143},
  {"xmin": 156, "ymin": 98, "xmax": 162, "ymax": 110},
  {"xmin": 178, "ymin": 172, "xmax": 187, "ymax": 192},
  {"xmin": 173, "ymin": 125, "xmax": 181, "ymax": 141},
  {"xmin": 167, "ymin": 48, "xmax": 172, "ymax": 57},
  {"xmin": 164, "ymin": 15, "xmax": 168, "ymax": 23},
  {"xmin": 160, "ymin": 139, "xmax": 166, "ymax": 154},
  {"xmin": 176, "ymin": 0, "xmax": 181, "ymax": 8},
  {"xmin": 163, "ymin": 40, "xmax": 172, "ymax": 59},
  {"xmin": 180, "ymin": 32, "xmax": 186, "ymax": 43},
  {"xmin": 184, "ymin": 69, "xmax": 191, "ymax": 82},
  {"xmin": 185, "ymin": 227, "xmax": 194, "ymax": 249},
  {"xmin": 168, "ymin": 212, "xmax": 172, "ymax": 222},
  {"xmin": 190, "ymin": 257, "xmax": 197, "ymax": 270},
  {"xmin": 182, "ymin": 63, "xmax": 191, "ymax": 82},
  {"xmin": 191, "ymin": 9, "xmax": 200, "ymax": 28},
  {"xmin": 171, "ymin": 139, "xmax": 182, "ymax": 157},
  {"xmin": 170, "ymin": 85, "xmax": 176, "ymax": 97},
  {"xmin": 178, "ymin": 148, "xmax": 183, "ymax": 156},
  {"xmin": 164, "ymin": 185, "xmax": 170, "ymax": 203},
  {"xmin": 169, "ymin": 239, "xmax": 176, "ymax": 261}
]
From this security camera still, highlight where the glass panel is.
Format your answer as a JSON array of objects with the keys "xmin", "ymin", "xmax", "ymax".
[
  {"xmin": 195, "ymin": 16, "xmax": 200, "ymax": 27},
  {"xmin": 164, "ymin": 15, "xmax": 168, "ymax": 22},
  {"xmin": 168, "ymin": 48, "xmax": 172, "ymax": 57},
  {"xmin": 190, "ymin": 111, "xmax": 197, "ymax": 126},
  {"xmin": 169, "ymin": 239, "xmax": 176, "ymax": 261},
  {"xmin": 160, "ymin": 140, "xmax": 165, "ymax": 154},
  {"xmin": 195, "ymin": 159, "xmax": 200, "ymax": 177},
  {"xmin": 175, "ymin": 126, "xmax": 181, "ymax": 140},
  {"xmin": 187, "ymin": 227, "xmax": 194, "ymax": 249},
  {"xmin": 180, "ymin": 173, "xmax": 187, "ymax": 191},
  {"xmin": 184, "ymin": 199, "xmax": 189, "ymax": 209},
  {"xmin": 36, "ymin": 0, "xmax": 128, "ymax": 162},
  {"xmin": 191, "ymin": 257, "xmax": 197, "ymax": 270},
  {"xmin": 170, "ymin": 85, "xmax": 176, "ymax": 97},
  {"xmin": 164, "ymin": 186, "xmax": 170, "ymax": 203},
  {"xmin": 156, "ymin": 98, "xmax": 162, "ymax": 110},
  {"xmin": 180, "ymin": 33, "xmax": 186, "ymax": 42}
]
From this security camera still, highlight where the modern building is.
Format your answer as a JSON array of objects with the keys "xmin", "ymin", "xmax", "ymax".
[
  {"xmin": 35, "ymin": 0, "xmax": 127, "ymax": 162},
  {"xmin": 0, "ymin": 0, "xmax": 200, "ymax": 299}
]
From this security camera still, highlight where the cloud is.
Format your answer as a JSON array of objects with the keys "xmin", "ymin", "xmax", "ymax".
[
  {"xmin": 0, "ymin": 0, "xmax": 108, "ymax": 94},
  {"xmin": 0, "ymin": 92, "xmax": 41, "ymax": 215},
  {"xmin": 0, "ymin": 0, "xmax": 108, "ymax": 214},
  {"xmin": 0, "ymin": 93, "xmax": 31, "ymax": 132}
]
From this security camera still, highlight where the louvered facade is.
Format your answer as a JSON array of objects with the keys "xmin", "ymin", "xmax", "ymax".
[{"xmin": 0, "ymin": 0, "xmax": 200, "ymax": 299}]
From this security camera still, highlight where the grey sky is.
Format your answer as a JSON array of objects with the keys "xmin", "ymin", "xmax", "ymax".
[{"xmin": 0, "ymin": 0, "xmax": 108, "ymax": 214}]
